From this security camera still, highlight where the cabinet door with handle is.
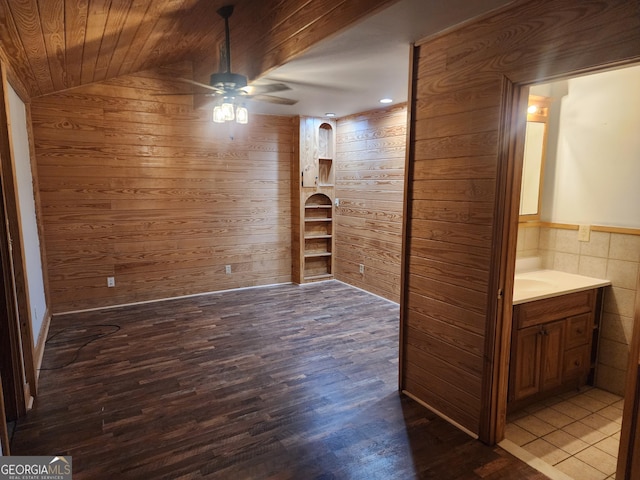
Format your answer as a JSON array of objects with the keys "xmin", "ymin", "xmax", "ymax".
[{"xmin": 512, "ymin": 320, "xmax": 565, "ymax": 401}]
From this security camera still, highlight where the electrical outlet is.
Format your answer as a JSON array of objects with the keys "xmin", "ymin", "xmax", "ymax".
[
  {"xmin": 225, "ymin": 265, "xmax": 232, "ymax": 274},
  {"xmin": 107, "ymin": 276, "xmax": 115, "ymax": 287},
  {"xmin": 359, "ymin": 264, "xmax": 364, "ymax": 274},
  {"xmin": 578, "ymin": 224, "xmax": 591, "ymax": 242}
]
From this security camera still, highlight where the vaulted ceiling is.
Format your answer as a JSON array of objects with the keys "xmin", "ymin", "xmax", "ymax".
[{"xmin": 0, "ymin": 0, "xmax": 398, "ymax": 100}]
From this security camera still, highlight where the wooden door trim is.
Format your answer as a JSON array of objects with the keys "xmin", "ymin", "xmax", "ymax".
[
  {"xmin": 398, "ymin": 44, "xmax": 418, "ymax": 390},
  {"xmin": 480, "ymin": 80, "xmax": 528, "ymax": 443},
  {"xmin": 0, "ymin": 374, "xmax": 9, "ymax": 455},
  {"xmin": 0, "ymin": 60, "xmax": 35, "ymax": 411},
  {"xmin": 617, "ymin": 269, "xmax": 640, "ymax": 478}
]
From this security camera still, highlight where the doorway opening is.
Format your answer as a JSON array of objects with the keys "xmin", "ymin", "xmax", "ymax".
[{"xmin": 502, "ymin": 63, "xmax": 640, "ymax": 479}]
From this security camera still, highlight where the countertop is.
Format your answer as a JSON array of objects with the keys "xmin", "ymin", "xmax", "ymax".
[{"xmin": 513, "ymin": 269, "xmax": 611, "ymax": 305}]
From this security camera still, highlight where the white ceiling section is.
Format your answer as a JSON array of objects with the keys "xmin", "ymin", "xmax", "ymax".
[{"xmin": 250, "ymin": 0, "xmax": 514, "ymax": 118}]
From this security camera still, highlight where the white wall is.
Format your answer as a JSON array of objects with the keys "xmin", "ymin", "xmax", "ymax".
[
  {"xmin": 7, "ymin": 84, "xmax": 47, "ymax": 345},
  {"xmin": 540, "ymin": 64, "xmax": 640, "ymax": 228}
]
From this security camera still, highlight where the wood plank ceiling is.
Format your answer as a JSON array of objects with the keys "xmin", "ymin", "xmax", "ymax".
[{"xmin": 0, "ymin": 0, "xmax": 399, "ymax": 100}]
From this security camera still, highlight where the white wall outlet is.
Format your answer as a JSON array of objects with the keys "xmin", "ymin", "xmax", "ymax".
[
  {"xmin": 107, "ymin": 276, "xmax": 115, "ymax": 287},
  {"xmin": 334, "ymin": 198, "xmax": 340, "ymax": 207},
  {"xmin": 578, "ymin": 224, "xmax": 591, "ymax": 242},
  {"xmin": 225, "ymin": 265, "xmax": 232, "ymax": 274},
  {"xmin": 359, "ymin": 264, "xmax": 364, "ymax": 274}
]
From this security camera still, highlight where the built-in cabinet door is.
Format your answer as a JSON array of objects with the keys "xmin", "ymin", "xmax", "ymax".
[
  {"xmin": 513, "ymin": 326, "xmax": 542, "ymax": 401},
  {"xmin": 540, "ymin": 320, "xmax": 564, "ymax": 391},
  {"xmin": 513, "ymin": 320, "xmax": 564, "ymax": 401}
]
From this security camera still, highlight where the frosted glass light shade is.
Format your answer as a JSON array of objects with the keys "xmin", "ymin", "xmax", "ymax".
[
  {"xmin": 213, "ymin": 106, "xmax": 225, "ymax": 123},
  {"xmin": 236, "ymin": 106, "xmax": 248, "ymax": 124}
]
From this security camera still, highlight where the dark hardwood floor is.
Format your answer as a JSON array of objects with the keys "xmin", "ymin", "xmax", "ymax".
[{"xmin": 11, "ymin": 281, "xmax": 547, "ymax": 479}]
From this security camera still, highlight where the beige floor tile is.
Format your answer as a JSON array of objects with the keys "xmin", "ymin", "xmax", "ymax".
[
  {"xmin": 594, "ymin": 436, "xmax": 621, "ymax": 457},
  {"xmin": 555, "ymin": 457, "xmax": 608, "ymax": 480},
  {"xmin": 507, "ymin": 409, "xmax": 529, "ymax": 422},
  {"xmin": 612, "ymin": 431, "xmax": 621, "ymax": 440},
  {"xmin": 583, "ymin": 388, "xmax": 623, "ymax": 406},
  {"xmin": 580, "ymin": 413, "xmax": 621, "ymax": 436},
  {"xmin": 504, "ymin": 423, "xmax": 537, "ymax": 447},
  {"xmin": 543, "ymin": 429, "xmax": 590, "ymax": 455},
  {"xmin": 513, "ymin": 414, "xmax": 556, "ymax": 437},
  {"xmin": 533, "ymin": 407, "xmax": 574, "ymax": 428},
  {"xmin": 563, "ymin": 421, "xmax": 607, "ymax": 444},
  {"xmin": 612, "ymin": 399, "xmax": 624, "ymax": 410},
  {"xmin": 522, "ymin": 438, "xmax": 570, "ymax": 465},
  {"xmin": 542, "ymin": 395, "xmax": 565, "ymax": 407},
  {"xmin": 559, "ymin": 389, "xmax": 582, "ymax": 400},
  {"xmin": 523, "ymin": 401, "xmax": 548, "ymax": 414},
  {"xmin": 567, "ymin": 393, "xmax": 608, "ymax": 412},
  {"xmin": 551, "ymin": 399, "xmax": 592, "ymax": 420},
  {"xmin": 575, "ymin": 445, "xmax": 618, "ymax": 475},
  {"xmin": 598, "ymin": 405, "xmax": 623, "ymax": 424}
]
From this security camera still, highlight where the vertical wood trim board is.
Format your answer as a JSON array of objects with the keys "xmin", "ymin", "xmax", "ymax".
[
  {"xmin": 0, "ymin": 60, "xmax": 35, "ymax": 409},
  {"xmin": 31, "ymin": 62, "xmax": 295, "ymax": 313},
  {"xmin": 334, "ymin": 104, "xmax": 406, "ymax": 302},
  {"xmin": 400, "ymin": 0, "xmax": 640, "ymax": 439}
]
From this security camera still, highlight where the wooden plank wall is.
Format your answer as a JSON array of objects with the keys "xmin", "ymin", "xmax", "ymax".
[
  {"xmin": 401, "ymin": 0, "xmax": 640, "ymax": 440},
  {"xmin": 31, "ymin": 62, "xmax": 295, "ymax": 313},
  {"xmin": 334, "ymin": 105, "xmax": 406, "ymax": 303}
]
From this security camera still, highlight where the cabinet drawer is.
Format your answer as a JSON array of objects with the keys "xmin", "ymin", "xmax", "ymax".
[
  {"xmin": 514, "ymin": 289, "xmax": 596, "ymax": 329},
  {"xmin": 563, "ymin": 345, "xmax": 590, "ymax": 379},
  {"xmin": 565, "ymin": 313, "xmax": 592, "ymax": 349}
]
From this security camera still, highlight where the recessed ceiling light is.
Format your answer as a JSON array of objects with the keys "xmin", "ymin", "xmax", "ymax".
[
  {"xmin": 325, "ymin": 112, "xmax": 336, "ymax": 117},
  {"xmin": 379, "ymin": 98, "xmax": 393, "ymax": 104}
]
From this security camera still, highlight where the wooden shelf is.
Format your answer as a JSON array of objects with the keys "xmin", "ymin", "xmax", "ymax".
[
  {"xmin": 305, "ymin": 218, "xmax": 331, "ymax": 222},
  {"xmin": 305, "ymin": 234, "xmax": 332, "ymax": 240},
  {"xmin": 305, "ymin": 205, "xmax": 332, "ymax": 209},
  {"xmin": 304, "ymin": 252, "xmax": 331, "ymax": 258}
]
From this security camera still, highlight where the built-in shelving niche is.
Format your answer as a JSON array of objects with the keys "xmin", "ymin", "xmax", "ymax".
[
  {"xmin": 317, "ymin": 123, "xmax": 334, "ymax": 186},
  {"xmin": 303, "ymin": 193, "xmax": 333, "ymax": 280}
]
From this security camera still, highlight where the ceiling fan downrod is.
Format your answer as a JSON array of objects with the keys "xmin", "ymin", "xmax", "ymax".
[{"xmin": 217, "ymin": 5, "xmax": 234, "ymax": 74}]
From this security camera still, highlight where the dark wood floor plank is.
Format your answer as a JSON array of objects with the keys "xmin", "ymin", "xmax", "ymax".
[{"xmin": 11, "ymin": 281, "xmax": 546, "ymax": 479}]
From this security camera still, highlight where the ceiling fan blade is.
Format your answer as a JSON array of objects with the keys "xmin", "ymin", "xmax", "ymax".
[
  {"xmin": 242, "ymin": 83, "xmax": 291, "ymax": 95},
  {"xmin": 175, "ymin": 77, "xmax": 225, "ymax": 94},
  {"xmin": 249, "ymin": 94, "xmax": 298, "ymax": 105}
]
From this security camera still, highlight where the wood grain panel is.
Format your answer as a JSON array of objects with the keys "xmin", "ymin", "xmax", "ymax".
[
  {"xmin": 7, "ymin": 0, "xmax": 53, "ymax": 94},
  {"xmin": 0, "ymin": 0, "xmax": 396, "ymax": 99},
  {"xmin": 32, "ymin": 63, "xmax": 295, "ymax": 313},
  {"xmin": 0, "ymin": 1, "xmax": 40, "ymax": 97},
  {"xmin": 401, "ymin": 0, "xmax": 640, "ymax": 442},
  {"xmin": 64, "ymin": 0, "xmax": 89, "ymax": 88},
  {"xmin": 37, "ymin": 0, "xmax": 66, "ymax": 92},
  {"xmin": 335, "ymin": 104, "xmax": 406, "ymax": 303}
]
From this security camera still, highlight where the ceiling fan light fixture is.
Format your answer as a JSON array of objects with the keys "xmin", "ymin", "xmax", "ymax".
[
  {"xmin": 235, "ymin": 106, "xmax": 249, "ymax": 124},
  {"xmin": 213, "ymin": 105, "xmax": 226, "ymax": 123},
  {"xmin": 221, "ymin": 101, "xmax": 235, "ymax": 121}
]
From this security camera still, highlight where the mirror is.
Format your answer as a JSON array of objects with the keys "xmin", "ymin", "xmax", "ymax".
[{"xmin": 519, "ymin": 95, "xmax": 551, "ymax": 221}]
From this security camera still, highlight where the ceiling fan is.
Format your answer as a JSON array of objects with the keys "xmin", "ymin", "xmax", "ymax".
[{"xmin": 166, "ymin": 5, "xmax": 297, "ymax": 108}]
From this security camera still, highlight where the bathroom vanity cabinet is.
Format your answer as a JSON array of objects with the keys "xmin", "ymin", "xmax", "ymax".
[{"xmin": 509, "ymin": 288, "xmax": 603, "ymax": 407}]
